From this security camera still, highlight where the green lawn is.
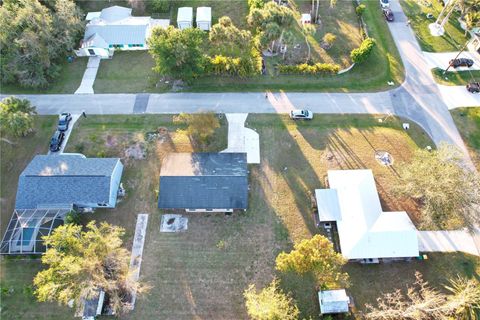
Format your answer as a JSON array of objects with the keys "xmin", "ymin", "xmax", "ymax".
[
  {"xmin": 450, "ymin": 107, "xmax": 480, "ymax": 169},
  {"xmin": 400, "ymin": 0, "xmax": 469, "ymax": 52},
  {"xmin": 0, "ymin": 58, "xmax": 88, "ymax": 95},
  {"xmin": 431, "ymin": 67, "xmax": 480, "ymax": 85}
]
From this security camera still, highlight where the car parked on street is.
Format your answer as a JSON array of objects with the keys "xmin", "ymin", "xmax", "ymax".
[
  {"xmin": 383, "ymin": 8, "xmax": 394, "ymax": 21},
  {"xmin": 49, "ymin": 130, "xmax": 65, "ymax": 152},
  {"xmin": 290, "ymin": 109, "xmax": 313, "ymax": 120},
  {"xmin": 466, "ymin": 82, "xmax": 480, "ymax": 93},
  {"xmin": 57, "ymin": 113, "xmax": 72, "ymax": 131},
  {"xmin": 380, "ymin": 0, "xmax": 390, "ymax": 8},
  {"xmin": 449, "ymin": 58, "xmax": 474, "ymax": 68}
]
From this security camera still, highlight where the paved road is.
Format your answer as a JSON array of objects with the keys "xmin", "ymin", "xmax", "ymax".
[{"xmin": 0, "ymin": 0, "xmax": 472, "ymax": 165}]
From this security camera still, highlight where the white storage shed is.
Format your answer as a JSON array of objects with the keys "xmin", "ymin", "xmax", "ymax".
[
  {"xmin": 196, "ymin": 7, "xmax": 212, "ymax": 31},
  {"xmin": 177, "ymin": 7, "xmax": 193, "ymax": 30}
]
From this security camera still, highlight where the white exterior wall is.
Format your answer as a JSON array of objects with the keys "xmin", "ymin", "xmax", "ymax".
[
  {"xmin": 185, "ymin": 209, "xmax": 233, "ymax": 213},
  {"xmin": 109, "ymin": 161, "xmax": 124, "ymax": 207},
  {"xmin": 196, "ymin": 21, "xmax": 211, "ymax": 31},
  {"xmin": 76, "ymin": 47, "xmax": 111, "ymax": 58}
]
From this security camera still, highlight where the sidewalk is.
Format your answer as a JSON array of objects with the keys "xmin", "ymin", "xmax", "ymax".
[{"xmin": 417, "ymin": 230, "xmax": 480, "ymax": 256}]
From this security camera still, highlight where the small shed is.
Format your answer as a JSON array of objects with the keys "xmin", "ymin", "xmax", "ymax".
[
  {"xmin": 301, "ymin": 13, "xmax": 311, "ymax": 25},
  {"xmin": 196, "ymin": 7, "xmax": 212, "ymax": 31},
  {"xmin": 318, "ymin": 289, "xmax": 349, "ymax": 314},
  {"xmin": 177, "ymin": 7, "xmax": 193, "ymax": 30}
]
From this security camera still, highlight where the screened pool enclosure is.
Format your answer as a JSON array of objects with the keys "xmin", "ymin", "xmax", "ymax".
[{"xmin": 0, "ymin": 208, "xmax": 70, "ymax": 254}]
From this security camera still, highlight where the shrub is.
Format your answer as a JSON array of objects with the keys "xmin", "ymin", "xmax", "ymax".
[
  {"xmin": 248, "ymin": 0, "xmax": 265, "ymax": 11},
  {"xmin": 278, "ymin": 63, "xmax": 340, "ymax": 75},
  {"xmin": 323, "ymin": 33, "xmax": 337, "ymax": 48},
  {"xmin": 206, "ymin": 49, "xmax": 262, "ymax": 77},
  {"xmin": 65, "ymin": 211, "xmax": 81, "ymax": 225},
  {"xmin": 350, "ymin": 37, "xmax": 376, "ymax": 64},
  {"xmin": 356, "ymin": 4, "xmax": 366, "ymax": 16}
]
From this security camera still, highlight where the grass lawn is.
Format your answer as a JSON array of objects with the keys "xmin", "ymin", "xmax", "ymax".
[
  {"xmin": 0, "ymin": 58, "xmax": 88, "ymax": 95},
  {"xmin": 2, "ymin": 114, "xmax": 479, "ymax": 319},
  {"xmin": 400, "ymin": 0, "xmax": 469, "ymax": 52},
  {"xmin": 450, "ymin": 107, "xmax": 480, "ymax": 169},
  {"xmin": 431, "ymin": 67, "xmax": 480, "ymax": 85}
]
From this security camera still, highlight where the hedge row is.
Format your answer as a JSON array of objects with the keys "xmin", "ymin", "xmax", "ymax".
[
  {"xmin": 350, "ymin": 37, "xmax": 376, "ymax": 64},
  {"xmin": 205, "ymin": 49, "xmax": 262, "ymax": 77},
  {"xmin": 278, "ymin": 63, "xmax": 341, "ymax": 75}
]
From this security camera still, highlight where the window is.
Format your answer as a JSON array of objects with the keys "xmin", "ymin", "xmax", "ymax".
[
  {"xmin": 111, "ymin": 44, "xmax": 123, "ymax": 49},
  {"xmin": 128, "ymin": 44, "xmax": 144, "ymax": 48}
]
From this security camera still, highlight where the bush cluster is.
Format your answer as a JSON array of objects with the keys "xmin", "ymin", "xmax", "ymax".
[
  {"xmin": 278, "ymin": 63, "xmax": 340, "ymax": 75},
  {"xmin": 350, "ymin": 37, "xmax": 376, "ymax": 63},
  {"xmin": 205, "ymin": 49, "xmax": 262, "ymax": 77}
]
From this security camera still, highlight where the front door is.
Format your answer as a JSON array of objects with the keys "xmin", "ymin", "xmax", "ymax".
[{"xmin": 88, "ymin": 49, "xmax": 95, "ymax": 56}]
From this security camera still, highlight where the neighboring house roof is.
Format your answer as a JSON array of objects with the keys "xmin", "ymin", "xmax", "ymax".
[
  {"xmin": 196, "ymin": 7, "xmax": 211, "ymax": 22},
  {"xmin": 158, "ymin": 153, "xmax": 248, "ymax": 209},
  {"xmin": 318, "ymin": 289, "xmax": 349, "ymax": 314},
  {"xmin": 316, "ymin": 170, "xmax": 419, "ymax": 260},
  {"xmin": 86, "ymin": 11, "xmax": 101, "ymax": 21},
  {"xmin": 82, "ymin": 6, "xmax": 169, "ymax": 48},
  {"xmin": 99, "ymin": 5, "xmax": 132, "ymax": 22},
  {"xmin": 15, "ymin": 154, "xmax": 122, "ymax": 209},
  {"xmin": 177, "ymin": 7, "xmax": 193, "ymax": 23}
]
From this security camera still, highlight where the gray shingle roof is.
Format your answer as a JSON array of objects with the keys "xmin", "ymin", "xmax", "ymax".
[
  {"xmin": 15, "ymin": 155, "xmax": 121, "ymax": 209},
  {"xmin": 158, "ymin": 153, "xmax": 248, "ymax": 209}
]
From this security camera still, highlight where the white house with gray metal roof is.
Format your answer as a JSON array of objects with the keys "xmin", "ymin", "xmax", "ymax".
[
  {"xmin": 316, "ymin": 170, "xmax": 419, "ymax": 261},
  {"xmin": 76, "ymin": 6, "xmax": 170, "ymax": 58},
  {"xmin": 158, "ymin": 153, "xmax": 248, "ymax": 212},
  {"xmin": 177, "ymin": 7, "xmax": 193, "ymax": 30}
]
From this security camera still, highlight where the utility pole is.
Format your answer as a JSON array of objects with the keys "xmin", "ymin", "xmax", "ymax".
[{"xmin": 444, "ymin": 40, "xmax": 470, "ymax": 74}]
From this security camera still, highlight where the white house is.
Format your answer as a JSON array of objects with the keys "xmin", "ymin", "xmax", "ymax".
[
  {"xmin": 76, "ymin": 6, "xmax": 170, "ymax": 58},
  {"xmin": 318, "ymin": 289, "xmax": 350, "ymax": 314},
  {"xmin": 301, "ymin": 13, "xmax": 311, "ymax": 25},
  {"xmin": 196, "ymin": 7, "xmax": 212, "ymax": 31},
  {"xmin": 177, "ymin": 7, "xmax": 193, "ymax": 30},
  {"xmin": 316, "ymin": 170, "xmax": 419, "ymax": 262}
]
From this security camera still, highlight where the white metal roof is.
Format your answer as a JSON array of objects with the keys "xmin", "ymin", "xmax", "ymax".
[
  {"xmin": 196, "ymin": 7, "xmax": 211, "ymax": 22},
  {"xmin": 177, "ymin": 7, "xmax": 193, "ymax": 23},
  {"xmin": 86, "ymin": 12, "xmax": 101, "ymax": 21},
  {"xmin": 315, "ymin": 189, "xmax": 341, "ymax": 222},
  {"xmin": 318, "ymin": 289, "xmax": 349, "ymax": 314},
  {"xmin": 318, "ymin": 170, "xmax": 419, "ymax": 260}
]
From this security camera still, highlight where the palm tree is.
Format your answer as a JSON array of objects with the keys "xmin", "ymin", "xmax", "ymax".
[
  {"xmin": 302, "ymin": 24, "xmax": 316, "ymax": 62},
  {"xmin": 444, "ymin": 276, "xmax": 480, "ymax": 320}
]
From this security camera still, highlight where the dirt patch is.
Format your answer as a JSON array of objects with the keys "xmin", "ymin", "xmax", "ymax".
[
  {"xmin": 124, "ymin": 143, "xmax": 146, "ymax": 160},
  {"xmin": 105, "ymin": 135, "xmax": 118, "ymax": 148}
]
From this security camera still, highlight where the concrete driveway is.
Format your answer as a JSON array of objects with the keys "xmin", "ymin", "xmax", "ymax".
[
  {"xmin": 423, "ymin": 51, "xmax": 480, "ymax": 71},
  {"xmin": 74, "ymin": 57, "xmax": 100, "ymax": 94},
  {"xmin": 438, "ymin": 85, "xmax": 480, "ymax": 109},
  {"xmin": 417, "ymin": 230, "xmax": 480, "ymax": 256},
  {"xmin": 222, "ymin": 113, "xmax": 260, "ymax": 164},
  {"xmin": 48, "ymin": 114, "xmax": 80, "ymax": 155}
]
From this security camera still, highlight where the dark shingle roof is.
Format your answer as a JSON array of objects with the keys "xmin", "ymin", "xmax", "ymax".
[
  {"xmin": 15, "ymin": 155, "xmax": 121, "ymax": 209},
  {"xmin": 158, "ymin": 153, "xmax": 248, "ymax": 209}
]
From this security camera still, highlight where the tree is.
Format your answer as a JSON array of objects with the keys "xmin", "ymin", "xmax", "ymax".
[
  {"xmin": 356, "ymin": 4, "xmax": 367, "ymax": 16},
  {"xmin": 302, "ymin": 24, "xmax": 317, "ymax": 62},
  {"xmin": 322, "ymin": 33, "xmax": 337, "ymax": 49},
  {"xmin": 148, "ymin": 26, "xmax": 207, "ymax": 81},
  {"xmin": 0, "ymin": 0, "xmax": 83, "ymax": 88},
  {"xmin": 394, "ymin": 144, "xmax": 480, "ymax": 230},
  {"xmin": 173, "ymin": 112, "xmax": 220, "ymax": 145},
  {"xmin": 33, "ymin": 222, "xmax": 146, "ymax": 315},
  {"xmin": 281, "ymin": 30, "xmax": 295, "ymax": 60},
  {"xmin": 364, "ymin": 272, "xmax": 480, "ymax": 320},
  {"xmin": 275, "ymin": 235, "xmax": 349, "ymax": 288},
  {"xmin": 244, "ymin": 279, "xmax": 299, "ymax": 320},
  {"xmin": 0, "ymin": 96, "xmax": 37, "ymax": 137},
  {"xmin": 150, "ymin": 0, "xmax": 170, "ymax": 12},
  {"xmin": 330, "ymin": 0, "xmax": 338, "ymax": 9},
  {"xmin": 350, "ymin": 38, "xmax": 376, "ymax": 63},
  {"xmin": 209, "ymin": 16, "xmax": 253, "ymax": 56}
]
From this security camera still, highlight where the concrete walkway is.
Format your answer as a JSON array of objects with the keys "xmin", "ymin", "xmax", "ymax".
[
  {"xmin": 423, "ymin": 51, "xmax": 480, "ymax": 71},
  {"xmin": 74, "ymin": 57, "xmax": 100, "ymax": 94},
  {"xmin": 129, "ymin": 213, "xmax": 149, "ymax": 309},
  {"xmin": 417, "ymin": 230, "xmax": 480, "ymax": 256},
  {"xmin": 438, "ymin": 85, "xmax": 480, "ymax": 109},
  {"xmin": 222, "ymin": 113, "xmax": 260, "ymax": 164}
]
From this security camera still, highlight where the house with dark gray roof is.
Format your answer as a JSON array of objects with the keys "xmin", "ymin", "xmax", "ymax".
[
  {"xmin": 158, "ymin": 153, "xmax": 248, "ymax": 212},
  {"xmin": 1, "ymin": 154, "xmax": 124, "ymax": 255},
  {"xmin": 15, "ymin": 154, "xmax": 123, "ymax": 209},
  {"xmin": 76, "ymin": 5, "xmax": 170, "ymax": 58}
]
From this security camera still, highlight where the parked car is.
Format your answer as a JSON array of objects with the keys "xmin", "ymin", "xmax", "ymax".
[
  {"xmin": 380, "ymin": 0, "xmax": 390, "ymax": 8},
  {"xmin": 449, "ymin": 58, "xmax": 474, "ymax": 68},
  {"xmin": 466, "ymin": 82, "xmax": 480, "ymax": 93},
  {"xmin": 383, "ymin": 8, "xmax": 394, "ymax": 21},
  {"xmin": 290, "ymin": 109, "xmax": 313, "ymax": 120},
  {"xmin": 57, "ymin": 112, "xmax": 72, "ymax": 131},
  {"xmin": 49, "ymin": 130, "xmax": 65, "ymax": 152}
]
